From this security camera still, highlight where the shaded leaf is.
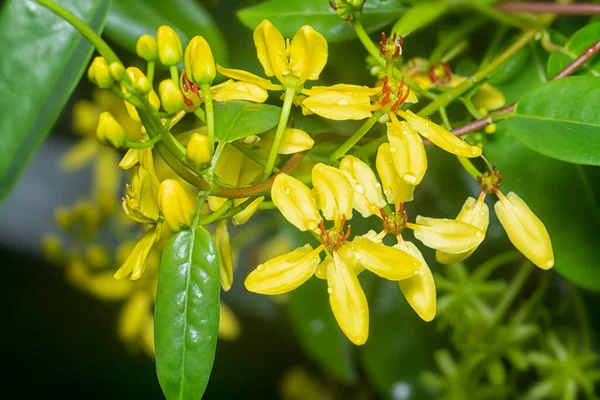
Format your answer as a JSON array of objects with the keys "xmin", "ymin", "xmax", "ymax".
[
  {"xmin": 392, "ymin": 2, "xmax": 448, "ymax": 38},
  {"xmin": 547, "ymin": 21, "xmax": 600, "ymax": 78},
  {"xmin": 214, "ymin": 100, "xmax": 281, "ymax": 143}
]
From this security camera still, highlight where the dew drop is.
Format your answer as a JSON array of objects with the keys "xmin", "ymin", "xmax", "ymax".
[
  {"xmin": 403, "ymin": 173, "xmax": 417, "ymax": 184},
  {"xmin": 413, "ymin": 268, "xmax": 421, "ymax": 276},
  {"xmin": 454, "ymin": 149, "xmax": 459, "ymax": 154},
  {"xmin": 354, "ymin": 338, "xmax": 363, "ymax": 345},
  {"xmin": 476, "ymin": 231, "xmax": 483, "ymax": 238},
  {"xmin": 375, "ymin": 182, "xmax": 381, "ymax": 188},
  {"xmin": 282, "ymin": 186, "xmax": 291, "ymax": 195},
  {"xmin": 336, "ymin": 98, "xmax": 349, "ymax": 106},
  {"xmin": 306, "ymin": 220, "xmax": 319, "ymax": 231},
  {"xmin": 327, "ymin": 287, "xmax": 334, "ymax": 294},
  {"xmin": 546, "ymin": 259, "xmax": 554, "ymax": 268},
  {"xmin": 257, "ymin": 264, "xmax": 264, "ymax": 271},
  {"xmin": 389, "ymin": 146, "xmax": 398, "ymax": 154},
  {"xmin": 420, "ymin": 131, "xmax": 428, "ymax": 137},
  {"xmin": 355, "ymin": 184, "xmax": 365, "ymax": 195},
  {"xmin": 354, "ymin": 252, "xmax": 362, "ymax": 260}
]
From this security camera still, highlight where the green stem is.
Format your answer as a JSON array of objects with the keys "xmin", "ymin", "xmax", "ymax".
[
  {"xmin": 216, "ymin": 197, "xmax": 256, "ymax": 221},
  {"xmin": 193, "ymin": 107, "xmax": 206, "ymax": 123},
  {"xmin": 201, "ymin": 83, "xmax": 215, "ymax": 150},
  {"xmin": 197, "ymin": 200, "xmax": 232, "ymax": 225},
  {"xmin": 439, "ymin": 107, "xmax": 452, "ymax": 130},
  {"xmin": 460, "ymin": 97, "xmax": 484, "ymax": 119},
  {"xmin": 330, "ymin": 110, "xmax": 383, "ymax": 161},
  {"xmin": 263, "ymin": 86, "xmax": 295, "ymax": 179},
  {"xmin": 431, "ymin": 17, "xmax": 486, "ymax": 63},
  {"xmin": 147, "ymin": 61, "xmax": 155, "ymax": 85},
  {"xmin": 124, "ymin": 136, "xmax": 161, "ymax": 149},
  {"xmin": 231, "ymin": 141, "xmax": 279, "ymax": 173},
  {"xmin": 109, "ymin": 87, "xmax": 144, "ymax": 108},
  {"xmin": 457, "ymin": 156, "xmax": 482, "ymax": 180},
  {"xmin": 258, "ymin": 201, "xmax": 276, "ymax": 210},
  {"xmin": 492, "ymin": 261, "xmax": 533, "ymax": 325},
  {"xmin": 570, "ymin": 286, "xmax": 592, "ymax": 350},
  {"xmin": 353, "ymin": 135, "xmax": 387, "ymax": 159},
  {"xmin": 473, "ymin": 250, "xmax": 522, "ymax": 281},
  {"xmin": 441, "ymin": 40, "xmax": 469, "ymax": 64},
  {"xmin": 481, "ymin": 25, "xmax": 508, "ymax": 67},
  {"xmin": 37, "ymin": 0, "xmax": 121, "ymax": 64},
  {"xmin": 170, "ymin": 66, "xmax": 179, "ymax": 83},
  {"xmin": 208, "ymin": 141, "xmax": 226, "ymax": 178}
]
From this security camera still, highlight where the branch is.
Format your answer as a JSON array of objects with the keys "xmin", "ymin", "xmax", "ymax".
[{"xmin": 497, "ymin": 2, "xmax": 600, "ymax": 15}]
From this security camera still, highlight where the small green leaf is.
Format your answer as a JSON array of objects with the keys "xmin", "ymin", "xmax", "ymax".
[
  {"xmin": 0, "ymin": 0, "xmax": 111, "ymax": 201},
  {"xmin": 392, "ymin": 2, "xmax": 447, "ymax": 38},
  {"xmin": 155, "ymin": 226, "xmax": 221, "ymax": 400},
  {"xmin": 547, "ymin": 22, "xmax": 600, "ymax": 78},
  {"xmin": 237, "ymin": 0, "xmax": 407, "ymax": 43},
  {"xmin": 288, "ymin": 277, "xmax": 357, "ymax": 384},
  {"xmin": 105, "ymin": 0, "xmax": 227, "ymax": 64},
  {"xmin": 488, "ymin": 46, "xmax": 531, "ymax": 85},
  {"xmin": 214, "ymin": 100, "xmax": 281, "ymax": 143},
  {"xmin": 507, "ymin": 76, "xmax": 600, "ymax": 165}
]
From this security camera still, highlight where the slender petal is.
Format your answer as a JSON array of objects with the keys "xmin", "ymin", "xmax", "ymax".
[
  {"xmin": 302, "ymin": 91, "xmax": 373, "ymax": 120},
  {"xmin": 289, "ymin": 25, "xmax": 328, "ymax": 84},
  {"xmin": 409, "ymin": 216, "xmax": 484, "ymax": 254},
  {"xmin": 312, "ymin": 163, "xmax": 353, "ymax": 221},
  {"xmin": 211, "ymin": 79, "xmax": 269, "ymax": 103},
  {"xmin": 350, "ymin": 236, "xmax": 421, "ymax": 280},
  {"xmin": 253, "ymin": 19, "xmax": 289, "ymax": 82},
  {"xmin": 387, "ymin": 118, "xmax": 427, "ymax": 185},
  {"xmin": 340, "ymin": 155, "xmax": 386, "ymax": 217},
  {"xmin": 217, "ymin": 65, "xmax": 282, "ymax": 91},
  {"xmin": 271, "ymin": 174, "xmax": 321, "ymax": 231},
  {"xmin": 215, "ymin": 220, "xmax": 234, "ymax": 291},
  {"xmin": 396, "ymin": 241, "xmax": 436, "ymax": 322},
  {"xmin": 376, "ymin": 143, "xmax": 415, "ymax": 204}
]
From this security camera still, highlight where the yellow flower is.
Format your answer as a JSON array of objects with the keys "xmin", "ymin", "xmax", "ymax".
[
  {"xmin": 184, "ymin": 36, "xmax": 216, "ymax": 85},
  {"xmin": 407, "ymin": 215, "xmax": 484, "ymax": 254},
  {"xmin": 232, "ymin": 197, "xmax": 265, "ymax": 225},
  {"xmin": 260, "ymin": 128, "xmax": 315, "ymax": 154},
  {"xmin": 376, "ymin": 143, "xmax": 415, "ymax": 204},
  {"xmin": 312, "ymin": 163, "xmax": 353, "ymax": 221},
  {"xmin": 495, "ymin": 191, "xmax": 554, "ymax": 270},
  {"xmin": 215, "ymin": 220, "xmax": 234, "ymax": 291},
  {"xmin": 339, "ymin": 155, "xmax": 386, "ymax": 217},
  {"xmin": 156, "ymin": 25, "xmax": 182, "ymax": 66},
  {"xmin": 436, "ymin": 193, "xmax": 489, "ymax": 264},
  {"xmin": 395, "ymin": 241, "xmax": 436, "ymax": 322},
  {"xmin": 186, "ymin": 132, "xmax": 213, "ymax": 169},
  {"xmin": 218, "ymin": 303, "xmax": 241, "ymax": 340},
  {"xmin": 386, "ymin": 115, "xmax": 427, "ymax": 185},
  {"xmin": 218, "ymin": 19, "xmax": 328, "ymax": 91},
  {"xmin": 88, "ymin": 57, "xmax": 113, "ymax": 89},
  {"xmin": 348, "ymin": 236, "xmax": 421, "ymax": 280},
  {"xmin": 96, "ymin": 112, "xmax": 127, "ymax": 148},
  {"xmin": 157, "ymin": 179, "xmax": 195, "ymax": 232},
  {"xmin": 114, "ymin": 223, "xmax": 163, "ymax": 280},
  {"xmin": 123, "ymin": 166, "xmax": 160, "ymax": 224}
]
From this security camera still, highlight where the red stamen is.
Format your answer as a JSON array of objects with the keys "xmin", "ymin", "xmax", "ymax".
[
  {"xmin": 379, "ymin": 32, "xmax": 387, "ymax": 54},
  {"xmin": 391, "ymin": 85, "xmax": 411, "ymax": 111},
  {"xmin": 319, "ymin": 220, "xmax": 325, "ymax": 235},
  {"xmin": 341, "ymin": 225, "xmax": 351, "ymax": 242},
  {"xmin": 183, "ymin": 96, "xmax": 193, "ymax": 107},
  {"xmin": 379, "ymin": 208, "xmax": 386, "ymax": 220},
  {"xmin": 183, "ymin": 74, "xmax": 193, "ymax": 92}
]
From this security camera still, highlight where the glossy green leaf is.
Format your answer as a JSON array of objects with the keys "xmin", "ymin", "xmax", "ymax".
[
  {"xmin": 214, "ymin": 100, "xmax": 281, "ymax": 143},
  {"xmin": 392, "ymin": 2, "xmax": 447, "ymax": 38},
  {"xmin": 288, "ymin": 277, "xmax": 357, "ymax": 384},
  {"xmin": 155, "ymin": 226, "xmax": 221, "ymax": 400},
  {"xmin": 507, "ymin": 76, "xmax": 600, "ymax": 165},
  {"xmin": 105, "ymin": 0, "xmax": 227, "ymax": 64},
  {"xmin": 237, "ymin": 0, "xmax": 407, "ymax": 43},
  {"xmin": 0, "ymin": 0, "xmax": 111, "ymax": 201},
  {"xmin": 488, "ymin": 46, "xmax": 531, "ymax": 85},
  {"xmin": 547, "ymin": 21, "xmax": 600, "ymax": 78},
  {"xmin": 485, "ymin": 126, "xmax": 600, "ymax": 291}
]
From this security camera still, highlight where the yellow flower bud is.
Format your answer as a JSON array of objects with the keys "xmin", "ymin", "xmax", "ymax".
[
  {"xmin": 186, "ymin": 133, "xmax": 213, "ymax": 168},
  {"xmin": 254, "ymin": 19, "xmax": 290, "ymax": 83},
  {"xmin": 156, "ymin": 25, "xmax": 183, "ymax": 66},
  {"xmin": 349, "ymin": 236, "xmax": 421, "ymax": 280},
  {"xmin": 96, "ymin": 112, "xmax": 127, "ymax": 148},
  {"xmin": 398, "ymin": 110, "xmax": 482, "ymax": 158},
  {"xmin": 215, "ymin": 220, "xmax": 233, "ymax": 291},
  {"xmin": 158, "ymin": 79, "xmax": 184, "ymax": 113},
  {"xmin": 232, "ymin": 196, "xmax": 265, "ymax": 225},
  {"xmin": 408, "ymin": 216, "xmax": 484, "ymax": 254},
  {"xmin": 327, "ymin": 251, "xmax": 368, "ymax": 345},
  {"xmin": 387, "ymin": 119, "xmax": 427, "ymax": 185},
  {"xmin": 278, "ymin": 128, "xmax": 314, "ymax": 154},
  {"xmin": 85, "ymin": 244, "xmax": 110, "ymax": 270},
  {"xmin": 339, "ymin": 155, "xmax": 386, "ymax": 217},
  {"xmin": 136, "ymin": 34, "xmax": 158, "ymax": 61},
  {"xmin": 395, "ymin": 241, "xmax": 436, "ymax": 322},
  {"xmin": 88, "ymin": 57, "xmax": 113, "ymax": 89},
  {"xmin": 157, "ymin": 179, "xmax": 195, "ymax": 232},
  {"xmin": 109, "ymin": 62, "xmax": 126, "ymax": 81},
  {"xmin": 245, "ymin": 244, "xmax": 323, "ymax": 295},
  {"xmin": 375, "ymin": 143, "xmax": 415, "ymax": 204},
  {"xmin": 436, "ymin": 195, "xmax": 489, "ymax": 264},
  {"xmin": 495, "ymin": 191, "xmax": 554, "ymax": 270},
  {"xmin": 312, "ymin": 163, "xmax": 353, "ymax": 221},
  {"xmin": 126, "ymin": 67, "xmax": 151, "ymax": 94},
  {"xmin": 272, "ymin": 173, "xmax": 321, "ymax": 231},
  {"xmin": 472, "ymin": 83, "xmax": 506, "ymax": 111},
  {"xmin": 114, "ymin": 224, "xmax": 162, "ymax": 280},
  {"xmin": 211, "ymin": 80, "xmax": 268, "ymax": 103},
  {"xmin": 184, "ymin": 36, "xmax": 216, "ymax": 85}
]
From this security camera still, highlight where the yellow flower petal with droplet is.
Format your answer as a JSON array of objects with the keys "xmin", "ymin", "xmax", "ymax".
[
  {"xmin": 211, "ymin": 79, "xmax": 269, "ymax": 103},
  {"xmin": 408, "ymin": 216, "xmax": 483, "ymax": 254},
  {"xmin": 339, "ymin": 155, "xmax": 386, "ymax": 217},
  {"xmin": 245, "ymin": 244, "xmax": 323, "ymax": 295},
  {"xmin": 312, "ymin": 163, "xmax": 353, "ymax": 221},
  {"xmin": 387, "ymin": 118, "xmax": 427, "ymax": 185},
  {"xmin": 307, "ymin": 84, "xmax": 381, "ymax": 96},
  {"xmin": 217, "ymin": 65, "xmax": 282, "ymax": 91},
  {"xmin": 302, "ymin": 91, "xmax": 374, "ymax": 120},
  {"xmin": 289, "ymin": 25, "xmax": 328, "ymax": 84},
  {"xmin": 350, "ymin": 236, "xmax": 421, "ymax": 280},
  {"xmin": 376, "ymin": 143, "xmax": 415, "ymax": 204},
  {"xmin": 271, "ymin": 173, "xmax": 321, "ymax": 231},
  {"xmin": 253, "ymin": 19, "xmax": 290, "ymax": 82}
]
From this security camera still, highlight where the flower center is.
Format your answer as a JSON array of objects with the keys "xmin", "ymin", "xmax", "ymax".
[
  {"xmin": 319, "ymin": 215, "xmax": 351, "ymax": 251},
  {"xmin": 379, "ymin": 205, "xmax": 407, "ymax": 235},
  {"xmin": 477, "ymin": 165, "xmax": 503, "ymax": 194}
]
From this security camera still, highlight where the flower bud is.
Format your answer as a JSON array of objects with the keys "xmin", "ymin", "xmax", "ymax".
[
  {"xmin": 376, "ymin": 143, "xmax": 415, "ymax": 204},
  {"xmin": 386, "ymin": 120, "xmax": 427, "ymax": 185},
  {"xmin": 96, "ymin": 112, "xmax": 127, "ymax": 148},
  {"xmin": 157, "ymin": 25, "xmax": 182, "ymax": 66},
  {"xmin": 157, "ymin": 179, "xmax": 195, "ymax": 232},
  {"xmin": 272, "ymin": 174, "xmax": 321, "ymax": 231},
  {"xmin": 278, "ymin": 128, "xmax": 314, "ymax": 154},
  {"xmin": 184, "ymin": 36, "xmax": 216, "ymax": 85},
  {"xmin": 186, "ymin": 133, "xmax": 213, "ymax": 168},
  {"xmin": 339, "ymin": 155, "xmax": 386, "ymax": 217},
  {"xmin": 88, "ymin": 57, "xmax": 113, "ymax": 89},
  {"xmin": 109, "ymin": 62, "xmax": 126, "ymax": 81},
  {"xmin": 409, "ymin": 216, "xmax": 484, "ymax": 254},
  {"xmin": 232, "ymin": 196, "xmax": 265, "ymax": 225},
  {"xmin": 215, "ymin": 220, "xmax": 233, "ymax": 291},
  {"xmin": 126, "ymin": 67, "xmax": 151, "ymax": 94},
  {"xmin": 436, "ymin": 195, "xmax": 489, "ymax": 264},
  {"xmin": 312, "ymin": 163, "xmax": 353, "ymax": 221},
  {"xmin": 136, "ymin": 34, "xmax": 158, "ymax": 61},
  {"xmin": 158, "ymin": 79, "xmax": 184, "ymax": 113},
  {"xmin": 495, "ymin": 191, "xmax": 554, "ymax": 270}
]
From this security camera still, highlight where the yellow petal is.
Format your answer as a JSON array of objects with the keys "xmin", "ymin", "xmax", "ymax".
[
  {"xmin": 387, "ymin": 119, "xmax": 427, "ymax": 185},
  {"xmin": 375, "ymin": 143, "xmax": 415, "ymax": 204},
  {"xmin": 232, "ymin": 196, "xmax": 265, "ymax": 225},
  {"xmin": 308, "ymin": 84, "xmax": 380, "ymax": 96},
  {"xmin": 398, "ymin": 110, "xmax": 482, "ymax": 158},
  {"xmin": 245, "ymin": 244, "xmax": 322, "ymax": 295},
  {"xmin": 218, "ymin": 302, "xmax": 241, "ymax": 340},
  {"xmin": 85, "ymin": 272, "xmax": 133, "ymax": 301},
  {"xmin": 339, "ymin": 155, "xmax": 386, "ymax": 217},
  {"xmin": 93, "ymin": 150, "xmax": 121, "ymax": 210},
  {"xmin": 118, "ymin": 291, "xmax": 151, "ymax": 342},
  {"xmin": 327, "ymin": 252, "xmax": 369, "ymax": 345},
  {"xmin": 217, "ymin": 65, "xmax": 282, "ymax": 91},
  {"xmin": 350, "ymin": 236, "xmax": 421, "ymax": 280},
  {"xmin": 436, "ymin": 195, "xmax": 489, "ymax": 264},
  {"xmin": 61, "ymin": 138, "xmax": 98, "ymax": 170},
  {"xmin": 495, "ymin": 191, "xmax": 554, "ymax": 270},
  {"xmin": 253, "ymin": 19, "xmax": 289, "ymax": 82},
  {"xmin": 272, "ymin": 173, "xmax": 321, "ymax": 231},
  {"xmin": 409, "ymin": 216, "xmax": 483, "ymax": 254},
  {"xmin": 302, "ymin": 91, "xmax": 373, "ymax": 120},
  {"xmin": 215, "ymin": 220, "xmax": 234, "ymax": 291},
  {"xmin": 184, "ymin": 36, "xmax": 216, "ymax": 85},
  {"xmin": 211, "ymin": 79, "xmax": 269, "ymax": 103},
  {"xmin": 312, "ymin": 163, "xmax": 353, "ymax": 221},
  {"xmin": 114, "ymin": 224, "xmax": 161, "ymax": 280},
  {"xmin": 395, "ymin": 241, "xmax": 436, "ymax": 322},
  {"xmin": 278, "ymin": 128, "xmax": 315, "ymax": 154},
  {"xmin": 289, "ymin": 25, "xmax": 328, "ymax": 84},
  {"xmin": 141, "ymin": 316, "xmax": 155, "ymax": 356},
  {"xmin": 157, "ymin": 179, "xmax": 195, "ymax": 232},
  {"xmin": 472, "ymin": 83, "xmax": 506, "ymax": 111}
]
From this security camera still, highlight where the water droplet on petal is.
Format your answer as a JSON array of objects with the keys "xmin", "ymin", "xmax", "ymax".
[
  {"xmin": 476, "ymin": 231, "xmax": 483, "ymax": 238},
  {"xmin": 336, "ymin": 98, "xmax": 349, "ymax": 106},
  {"xmin": 454, "ymin": 149, "xmax": 459, "ymax": 154},
  {"xmin": 374, "ymin": 182, "xmax": 381, "ymax": 188},
  {"xmin": 306, "ymin": 220, "xmax": 319, "ymax": 231},
  {"xmin": 355, "ymin": 184, "xmax": 365, "ymax": 195},
  {"xmin": 546, "ymin": 259, "xmax": 554, "ymax": 268},
  {"xmin": 420, "ymin": 131, "xmax": 428, "ymax": 137},
  {"xmin": 414, "ymin": 268, "xmax": 421, "ymax": 275},
  {"xmin": 354, "ymin": 338, "xmax": 363, "ymax": 345},
  {"xmin": 257, "ymin": 264, "xmax": 264, "ymax": 271},
  {"xmin": 389, "ymin": 146, "xmax": 398, "ymax": 154},
  {"xmin": 354, "ymin": 252, "xmax": 362, "ymax": 260},
  {"xmin": 403, "ymin": 173, "xmax": 417, "ymax": 184},
  {"xmin": 282, "ymin": 186, "xmax": 291, "ymax": 195},
  {"xmin": 327, "ymin": 287, "xmax": 334, "ymax": 294}
]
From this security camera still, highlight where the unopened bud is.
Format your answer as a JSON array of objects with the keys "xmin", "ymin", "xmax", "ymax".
[
  {"xmin": 136, "ymin": 34, "xmax": 158, "ymax": 61},
  {"xmin": 96, "ymin": 112, "xmax": 127, "ymax": 148},
  {"xmin": 126, "ymin": 67, "xmax": 151, "ymax": 94},
  {"xmin": 157, "ymin": 179, "xmax": 195, "ymax": 232},
  {"xmin": 186, "ymin": 133, "xmax": 213, "ymax": 168},
  {"xmin": 184, "ymin": 36, "xmax": 216, "ymax": 85},
  {"xmin": 109, "ymin": 62, "xmax": 126, "ymax": 81},
  {"xmin": 88, "ymin": 57, "xmax": 113, "ymax": 89},
  {"xmin": 158, "ymin": 79, "xmax": 184, "ymax": 113},
  {"xmin": 157, "ymin": 25, "xmax": 182, "ymax": 66}
]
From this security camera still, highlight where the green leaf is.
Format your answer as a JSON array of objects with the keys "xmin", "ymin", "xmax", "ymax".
[
  {"xmin": 484, "ymin": 126, "xmax": 600, "ymax": 291},
  {"xmin": 547, "ymin": 22, "xmax": 600, "ymax": 78},
  {"xmin": 105, "ymin": 0, "xmax": 227, "ymax": 64},
  {"xmin": 288, "ymin": 277, "xmax": 357, "ymax": 384},
  {"xmin": 214, "ymin": 100, "xmax": 281, "ymax": 143},
  {"xmin": 155, "ymin": 226, "xmax": 221, "ymax": 400},
  {"xmin": 0, "ymin": 0, "xmax": 111, "ymax": 201},
  {"xmin": 237, "ymin": 0, "xmax": 407, "ymax": 43},
  {"xmin": 507, "ymin": 76, "xmax": 600, "ymax": 165},
  {"xmin": 391, "ymin": 2, "xmax": 448, "ymax": 38}
]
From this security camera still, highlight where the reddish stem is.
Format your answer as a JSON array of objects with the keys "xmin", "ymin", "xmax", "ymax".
[{"xmin": 497, "ymin": 2, "xmax": 600, "ymax": 15}]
